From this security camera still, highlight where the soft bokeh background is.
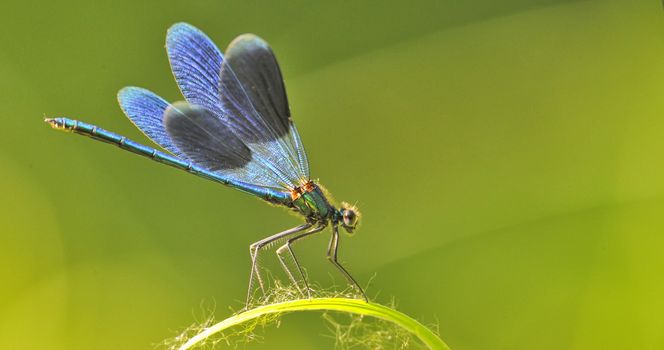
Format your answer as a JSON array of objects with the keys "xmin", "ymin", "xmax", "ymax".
[{"xmin": 2, "ymin": 0, "xmax": 663, "ymax": 349}]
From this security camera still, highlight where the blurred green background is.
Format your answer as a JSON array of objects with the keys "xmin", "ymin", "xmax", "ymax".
[{"xmin": 2, "ymin": 0, "xmax": 664, "ymax": 349}]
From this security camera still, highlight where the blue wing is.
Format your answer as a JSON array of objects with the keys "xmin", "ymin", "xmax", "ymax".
[
  {"xmin": 166, "ymin": 23, "xmax": 225, "ymax": 118},
  {"xmin": 118, "ymin": 87, "xmax": 293, "ymax": 189},
  {"xmin": 166, "ymin": 23, "xmax": 310, "ymax": 190},
  {"xmin": 117, "ymin": 87, "xmax": 188, "ymax": 160},
  {"xmin": 164, "ymin": 102, "xmax": 296, "ymax": 189},
  {"xmin": 163, "ymin": 102, "xmax": 251, "ymax": 171},
  {"xmin": 220, "ymin": 33, "xmax": 310, "ymax": 180}
]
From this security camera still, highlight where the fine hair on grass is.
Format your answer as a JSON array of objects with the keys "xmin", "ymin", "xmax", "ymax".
[{"xmin": 164, "ymin": 284, "xmax": 450, "ymax": 350}]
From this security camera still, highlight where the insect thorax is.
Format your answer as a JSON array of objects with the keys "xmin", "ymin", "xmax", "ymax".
[{"xmin": 290, "ymin": 181, "xmax": 333, "ymax": 222}]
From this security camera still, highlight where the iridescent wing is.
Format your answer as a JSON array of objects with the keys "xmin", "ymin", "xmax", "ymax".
[
  {"xmin": 166, "ymin": 23, "xmax": 310, "ymax": 190},
  {"xmin": 163, "ymin": 102, "xmax": 251, "ymax": 171},
  {"xmin": 118, "ymin": 87, "xmax": 188, "ymax": 159},
  {"xmin": 118, "ymin": 87, "xmax": 287, "ymax": 188},
  {"xmin": 220, "ymin": 33, "xmax": 310, "ymax": 182},
  {"xmin": 163, "ymin": 101, "xmax": 297, "ymax": 187},
  {"xmin": 165, "ymin": 23, "xmax": 225, "ymax": 119}
]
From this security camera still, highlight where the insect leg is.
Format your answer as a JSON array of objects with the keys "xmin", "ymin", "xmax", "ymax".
[
  {"xmin": 276, "ymin": 224, "xmax": 326, "ymax": 298},
  {"xmin": 327, "ymin": 224, "xmax": 368, "ymax": 302},
  {"xmin": 247, "ymin": 223, "xmax": 312, "ymax": 306}
]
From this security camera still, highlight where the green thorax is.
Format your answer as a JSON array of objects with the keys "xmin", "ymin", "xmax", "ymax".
[{"xmin": 291, "ymin": 184, "xmax": 334, "ymax": 221}]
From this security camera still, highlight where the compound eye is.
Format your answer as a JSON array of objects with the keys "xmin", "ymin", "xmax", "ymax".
[{"xmin": 343, "ymin": 209, "xmax": 358, "ymax": 227}]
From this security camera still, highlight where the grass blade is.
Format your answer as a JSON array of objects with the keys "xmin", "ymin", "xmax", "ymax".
[{"xmin": 177, "ymin": 298, "xmax": 450, "ymax": 350}]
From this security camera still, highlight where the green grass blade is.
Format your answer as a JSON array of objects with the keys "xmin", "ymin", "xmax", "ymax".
[{"xmin": 177, "ymin": 298, "xmax": 450, "ymax": 350}]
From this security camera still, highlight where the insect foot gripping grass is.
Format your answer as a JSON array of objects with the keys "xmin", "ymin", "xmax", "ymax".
[{"xmin": 169, "ymin": 293, "xmax": 451, "ymax": 350}]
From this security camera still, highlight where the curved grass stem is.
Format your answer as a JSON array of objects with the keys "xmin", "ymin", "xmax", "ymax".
[{"xmin": 177, "ymin": 298, "xmax": 450, "ymax": 350}]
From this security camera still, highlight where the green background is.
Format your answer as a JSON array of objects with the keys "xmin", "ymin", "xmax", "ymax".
[{"xmin": 2, "ymin": 0, "xmax": 663, "ymax": 349}]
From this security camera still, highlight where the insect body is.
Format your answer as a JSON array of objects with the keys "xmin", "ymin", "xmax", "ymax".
[{"xmin": 46, "ymin": 23, "xmax": 366, "ymax": 305}]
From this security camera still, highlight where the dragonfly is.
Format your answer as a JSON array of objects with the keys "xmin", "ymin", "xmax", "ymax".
[{"xmin": 46, "ymin": 22, "xmax": 367, "ymax": 305}]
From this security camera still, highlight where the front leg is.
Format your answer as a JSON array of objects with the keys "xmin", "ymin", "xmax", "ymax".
[
  {"xmin": 327, "ymin": 224, "xmax": 368, "ymax": 302},
  {"xmin": 246, "ymin": 223, "xmax": 312, "ymax": 307}
]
